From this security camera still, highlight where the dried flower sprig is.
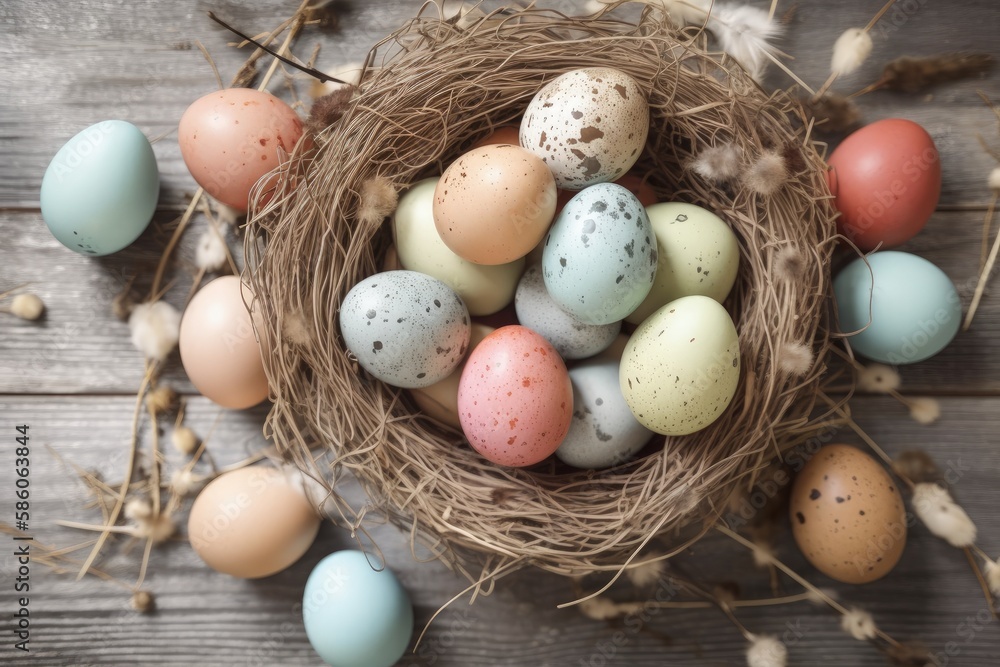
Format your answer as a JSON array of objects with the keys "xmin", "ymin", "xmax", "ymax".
[
  {"xmin": 813, "ymin": 0, "xmax": 897, "ymax": 100},
  {"xmin": 851, "ymin": 53, "xmax": 995, "ymax": 98}
]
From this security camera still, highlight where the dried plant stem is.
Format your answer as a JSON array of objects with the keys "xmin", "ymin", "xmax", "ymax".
[
  {"xmin": 964, "ymin": 202, "xmax": 1000, "ymax": 331},
  {"xmin": 256, "ymin": 0, "xmax": 312, "ymax": 94},
  {"xmin": 980, "ymin": 192, "xmax": 998, "ymax": 272},
  {"xmin": 813, "ymin": 0, "xmax": 897, "ymax": 100},
  {"xmin": 149, "ymin": 190, "xmax": 203, "ymax": 302},
  {"xmin": 716, "ymin": 524, "xmax": 903, "ymax": 648},
  {"xmin": 0, "ymin": 283, "xmax": 30, "ymax": 300},
  {"xmin": 196, "ymin": 39, "xmax": 224, "ymax": 90},
  {"xmin": 75, "ymin": 362, "xmax": 155, "ymax": 580},
  {"xmin": 965, "ymin": 546, "xmax": 999, "ymax": 618}
]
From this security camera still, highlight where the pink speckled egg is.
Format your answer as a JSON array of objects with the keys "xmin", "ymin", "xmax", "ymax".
[{"xmin": 458, "ymin": 325, "xmax": 573, "ymax": 467}]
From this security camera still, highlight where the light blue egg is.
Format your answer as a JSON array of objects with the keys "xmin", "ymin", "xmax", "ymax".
[
  {"xmin": 557, "ymin": 359, "xmax": 654, "ymax": 469},
  {"xmin": 542, "ymin": 183, "xmax": 656, "ymax": 325},
  {"xmin": 302, "ymin": 550, "xmax": 414, "ymax": 667},
  {"xmin": 40, "ymin": 120, "xmax": 159, "ymax": 256},
  {"xmin": 834, "ymin": 251, "xmax": 961, "ymax": 365}
]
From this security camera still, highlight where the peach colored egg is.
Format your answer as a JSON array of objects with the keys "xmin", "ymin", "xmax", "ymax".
[
  {"xmin": 180, "ymin": 276, "xmax": 270, "ymax": 409},
  {"xmin": 188, "ymin": 466, "xmax": 320, "ymax": 579},
  {"xmin": 433, "ymin": 145, "xmax": 556, "ymax": 265},
  {"xmin": 790, "ymin": 444, "xmax": 907, "ymax": 584},
  {"xmin": 458, "ymin": 325, "xmax": 573, "ymax": 467},
  {"xmin": 179, "ymin": 88, "xmax": 305, "ymax": 212},
  {"xmin": 410, "ymin": 324, "xmax": 494, "ymax": 429},
  {"xmin": 471, "ymin": 126, "xmax": 522, "ymax": 149}
]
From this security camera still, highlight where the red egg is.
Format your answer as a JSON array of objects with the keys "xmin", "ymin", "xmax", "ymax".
[
  {"xmin": 471, "ymin": 126, "xmax": 522, "ymax": 149},
  {"xmin": 827, "ymin": 118, "xmax": 941, "ymax": 251},
  {"xmin": 457, "ymin": 326, "xmax": 573, "ymax": 467},
  {"xmin": 179, "ymin": 88, "xmax": 305, "ymax": 212}
]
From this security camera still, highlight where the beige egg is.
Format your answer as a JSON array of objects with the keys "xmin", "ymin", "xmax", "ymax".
[
  {"xmin": 433, "ymin": 146, "xmax": 556, "ymax": 265},
  {"xmin": 395, "ymin": 178, "xmax": 524, "ymax": 315},
  {"xmin": 410, "ymin": 324, "xmax": 493, "ymax": 428},
  {"xmin": 179, "ymin": 276, "xmax": 269, "ymax": 410},
  {"xmin": 188, "ymin": 466, "xmax": 321, "ymax": 579},
  {"xmin": 520, "ymin": 68, "xmax": 649, "ymax": 190},
  {"xmin": 790, "ymin": 444, "xmax": 907, "ymax": 584},
  {"xmin": 626, "ymin": 202, "xmax": 740, "ymax": 325}
]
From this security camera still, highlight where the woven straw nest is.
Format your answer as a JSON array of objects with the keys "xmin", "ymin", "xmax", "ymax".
[{"xmin": 244, "ymin": 3, "xmax": 839, "ymax": 581}]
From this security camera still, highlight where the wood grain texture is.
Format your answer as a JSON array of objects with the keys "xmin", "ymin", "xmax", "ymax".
[
  {"xmin": 0, "ymin": 395, "xmax": 998, "ymax": 665},
  {"xmin": 2, "ymin": 0, "xmax": 1000, "ymax": 665}
]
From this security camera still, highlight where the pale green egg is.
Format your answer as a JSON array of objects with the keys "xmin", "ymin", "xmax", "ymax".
[{"xmin": 40, "ymin": 120, "xmax": 159, "ymax": 256}]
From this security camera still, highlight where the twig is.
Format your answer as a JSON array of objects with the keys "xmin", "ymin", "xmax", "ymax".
[
  {"xmin": 963, "ymin": 202, "xmax": 1000, "ymax": 331},
  {"xmin": 980, "ymin": 193, "xmax": 998, "ymax": 272},
  {"xmin": 813, "ymin": 0, "xmax": 897, "ymax": 100},
  {"xmin": 149, "ymin": 190, "xmax": 203, "ymax": 302},
  {"xmin": 195, "ymin": 39, "xmax": 224, "ymax": 91}
]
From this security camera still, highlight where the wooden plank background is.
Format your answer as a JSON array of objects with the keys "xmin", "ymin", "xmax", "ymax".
[{"xmin": 2, "ymin": 0, "xmax": 999, "ymax": 665}]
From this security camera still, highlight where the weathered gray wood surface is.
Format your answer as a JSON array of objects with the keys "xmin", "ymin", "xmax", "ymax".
[{"xmin": 2, "ymin": 0, "xmax": 1000, "ymax": 665}]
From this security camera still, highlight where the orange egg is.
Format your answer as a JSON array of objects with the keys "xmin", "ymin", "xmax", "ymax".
[
  {"xmin": 179, "ymin": 276, "xmax": 270, "ymax": 409},
  {"xmin": 433, "ymin": 145, "xmax": 556, "ymax": 265},
  {"xmin": 827, "ymin": 118, "xmax": 940, "ymax": 251},
  {"xmin": 470, "ymin": 126, "xmax": 521, "ymax": 149},
  {"xmin": 179, "ymin": 88, "xmax": 305, "ymax": 212},
  {"xmin": 457, "ymin": 325, "xmax": 573, "ymax": 467}
]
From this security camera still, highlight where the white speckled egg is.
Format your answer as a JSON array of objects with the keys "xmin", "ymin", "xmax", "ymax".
[
  {"xmin": 394, "ymin": 178, "xmax": 525, "ymax": 316},
  {"xmin": 515, "ymin": 265, "xmax": 620, "ymax": 359},
  {"xmin": 340, "ymin": 271, "xmax": 471, "ymax": 389},
  {"xmin": 620, "ymin": 296, "xmax": 740, "ymax": 435},
  {"xmin": 542, "ymin": 183, "xmax": 656, "ymax": 325},
  {"xmin": 520, "ymin": 68, "xmax": 649, "ymax": 190},
  {"xmin": 557, "ymin": 359, "xmax": 654, "ymax": 469},
  {"xmin": 626, "ymin": 202, "xmax": 741, "ymax": 325}
]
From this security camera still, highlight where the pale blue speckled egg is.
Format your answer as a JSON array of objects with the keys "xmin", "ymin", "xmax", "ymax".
[
  {"xmin": 834, "ymin": 251, "xmax": 960, "ymax": 364},
  {"xmin": 302, "ymin": 550, "xmax": 413, "ymax": 667},
  {"xmin": 557, "ymin": 359, "xmax": 654, "ymax": 469},
  {"xmin": 542, "ymin": 183, "xmax": 656, "ymax": 325},
  {"xmin": 515, "ymin": 264, "xmax": 620, "ymax": 359},
  {"xmin": 340, "ymin": 270, "xmax": 471, "ymax": 389},
  {"xmin": 40, "ymin": 120, "xmax": 159, "ymax": 256}
]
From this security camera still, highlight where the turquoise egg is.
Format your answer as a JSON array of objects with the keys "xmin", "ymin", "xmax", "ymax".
[
  {"xmin": 834, "ymin": 251, "xmax": 960, "ymax": 365},
  {"xmin": 40, "ymin": 120, "xmax": 159, "ymax": 256},
  {"xmin": 302, "ymin": 550, "xmax": 413, "ymax": 667}
]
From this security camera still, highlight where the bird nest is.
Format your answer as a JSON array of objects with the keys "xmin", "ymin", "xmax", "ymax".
[{"xmin": 244, "ymin": 3, "xmax": 838, "ymax": 580}]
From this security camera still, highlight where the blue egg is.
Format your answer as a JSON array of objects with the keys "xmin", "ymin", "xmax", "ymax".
[
  {"xmin": 834, "ymin": 251, "xmax": 960, "ymax": 365},
  {"xmin": 302, "ymin": 550, "xmax": 413, "ymax": 667},
  {"xmin": 40, "ymin": 120, "xmax": 159, "ymax": 256},
  {"xmin": 542, "ymin": 183, "xmax": 656, "ymax": 325}
]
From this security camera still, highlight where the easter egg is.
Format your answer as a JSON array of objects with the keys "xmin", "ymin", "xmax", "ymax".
[
  {"xmin": 827, "ymin": 118, "xmax": 941, "ymax": 251},
  {"xmin": 409, "ymin": 324, "xmax": 494, "ymax": 429},
  {"xmin": 515, "ymin": 264, "xmax": 620, "ymax": 359},
  {"xmin": 520, "ymin": 67, "xmax": 649, "ymax": 190},
  {"xmin": 187, "ymin": 466, "xmax": 320, "ymax": 579},
  {"xmin": 179, "ymin": 88, "xmax": 305, "ymax": 211},
  {"xmin": 179, "ymin": 276, "xmax": 270, "ymax": 410},
  {"xmin": 834, "ymin": 251, "xmax": 960, "ymax": 364},
  {"xmin": 790, "ymin": 444, "xmax": 907, "ymax": 584},
  {"xmin": 542, "ymin": 183, "xmax": 657, "ymax": 325},
  {"xmin": 394, "ymin": 177, "xmax": 524, "ymax": 315},
  {"xmin": 620, "ymin": 296, "xmax": 740, "ymax": 435},
  {"xmin": 302, "ymin": 550, "xmax": 413, "ymax": 667},
  {"xmin": 433, "ymin": 145, "xmax": 556, "ymax": 265},
  {"xmin": 626, "ymin": 202, "xmax": 740, "ymax": 325},
  {"xmin": 40, "ymin": 120, "xmax": 159, "ymax": 256},
  {"xmin": 339, "ymin": 271, "xmax": 471, "ymax": 389},
  {"xmin": 458, "ymin": 326, "xmax": 573, "ymax": 467},
  {"xmin": 556, "ymin": 359, "xmax": 654, "ymax": 469}
]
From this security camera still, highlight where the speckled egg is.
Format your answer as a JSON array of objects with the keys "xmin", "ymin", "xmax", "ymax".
[
  {"xmin": 542, "ymin": 183, "xmax": 656, "ymax": 325},
  {"xmin": 394, "ymin": 178, "xmax": 524, "ymax": 315},
  {"xmin": 410, "ymin": 324, "xmax": 494, "ymax": 429},
  {"xmin": 433, "ymin": 145, "xmax": 556, "ymax": 265},
  {"xmin": 340, "ymin": 271, "xmax": 471, "ymax": 389},
  {"xmin": 515, "ymin": 265, "xmax": 620, "ymax": 359},
  {"xmin": 790, "ymin": 444, "xmax": 907, "ymax": 584},
  {"xmin": 520, "ymin": 67, "xmax": 649, "ymax": 190},
  {"xmin": 556, "ymin": 359, "xmax": 654, "ymax": 469},
  {"xmin": 626, "ymin": 202, "xmax": 740, "ymax": 325},
  {"xmin": 458, "ymin": 326, "xmax": 573, "ymax": 467},
  {"xmin": 620, "ymin": 296, "xmax": 740, "ymax": 435}
]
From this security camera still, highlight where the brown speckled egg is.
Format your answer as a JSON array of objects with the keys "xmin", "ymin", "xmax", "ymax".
[
  {"xmin": 433, "ymin": 145, "xmax": 556, "ymax": 265},
  {"xmin": 520, "ymin": 68, "xmax": 649, "ymax": 190},
  {"xmin": 790, "ymin": 444, "xmax": 907, "ymax": 584}
]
